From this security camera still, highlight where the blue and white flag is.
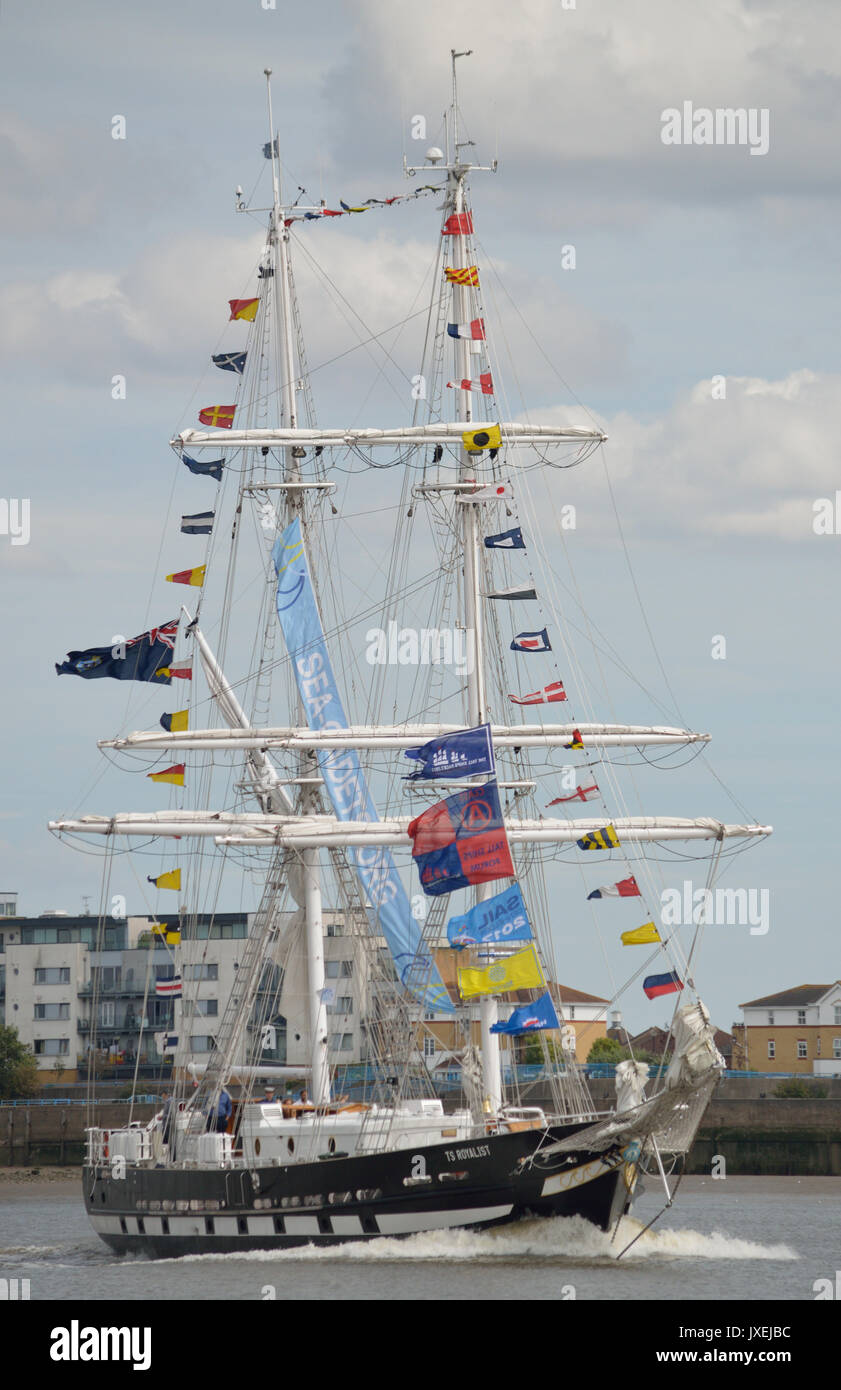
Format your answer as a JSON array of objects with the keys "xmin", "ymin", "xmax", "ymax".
[
  {"xmin": 273, "ymin": 518, "xmax": 453, "ymax": 1014},
  {"xmin": 180, "ymin": 511, "xmax": 215, "ymax": 535},
  {"xmin": 484, "ymin": 527, "xmax": 524, "ymax": 550},
  {"xmin": 490, "ymin": 991, "xmax": 560, "ymax": 1036},
  {"xmin": 182, "ymin": 455, "xmax": 224, "ymax": 481},
  {"xmin": 403, "ymin": 723, "xmax": 494, "ymax": 781},
  {"xmin": 511, "ymin": 628, "xmax": 551, "ymax": 652},
  {"xmin": 212, "ymin": 351, "xmax": 247, "ymax": 375},
  {"xmin": 446, "ymin": 882, "xmax": 532, "ymax": 949}
]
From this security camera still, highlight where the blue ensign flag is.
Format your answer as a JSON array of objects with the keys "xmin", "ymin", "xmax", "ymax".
[
  {"xmin": 273, "ymin": 518, "xmax": 453, "ymax": 1013},
  {"xmin": 490, "ymin": 991, "xmax": 560, "ymax": 1035},
  {"xmin": 403, "ymin": 723, "xmax": 494, "ymax": 780}
]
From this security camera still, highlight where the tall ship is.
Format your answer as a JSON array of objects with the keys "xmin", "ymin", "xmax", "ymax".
[{"xmin": 50, "ymin": 58, "xmax": 771, "ymax": 1256}]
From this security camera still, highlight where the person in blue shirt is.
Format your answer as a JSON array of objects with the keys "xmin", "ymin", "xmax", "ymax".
[{"xmin": 206, "ymin": 1086, "xmax": 232, "ymax": 1133}]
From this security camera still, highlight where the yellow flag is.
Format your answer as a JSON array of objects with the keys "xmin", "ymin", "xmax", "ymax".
[
  {"xmin": 165, "ymin": 930, "xmax": 181, "ymax": 946},
  {"xmin": 462, "ymin": 424, "xmax": 501, "ymax": 452},
  {"xmin": 149, "ymin": 869, "xmax": 181, "ymax": 891},
  {"xmin": 161, "ymin": 709, "xmax": 189, "ymax": 733},
  {"xmin": 458, "ymin": 945, "xmax": 544, "ymax": 1000},
  {"xmin": 166, "ymin": 565, "xmax": 206, "ymax": 587},
  {"xmin": 621, "ymin": 921, "xmax": 661, "ymax": 946},
  {"xmin": 147, "ymin": 764, "xmax": 185, "ymax": 786},
  {"xmin": 577, "ymin": 824, "xmax": 620, "ymax": 851}
]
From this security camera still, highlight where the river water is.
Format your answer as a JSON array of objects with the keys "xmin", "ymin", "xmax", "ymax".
[{"xmin": 1, "ymin": 1175, "xmax": 838, "ymax": 1302}]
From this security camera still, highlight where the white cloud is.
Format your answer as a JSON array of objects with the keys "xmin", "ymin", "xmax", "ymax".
[{"xmin": 528, "ymin": 368, "xmax": 840, "ymax": 540}]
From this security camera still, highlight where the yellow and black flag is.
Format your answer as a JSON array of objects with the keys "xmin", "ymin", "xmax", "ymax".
[
  {"xmin": 160, "ymin": 710, "xmax": 189, "ymax": 733},
  {"xmin": 147, "ymin": 869, "xmax": 181, "ymax": 892},
  {"xmin": 462, "ymin": 425, "xmax": 501, "ymax": 452},
  {"xmin": 577, "ymin": 824, "xmax": 620, "ymax": 851}
]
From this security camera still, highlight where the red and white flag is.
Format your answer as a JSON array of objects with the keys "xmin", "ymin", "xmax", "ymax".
[
  {"xmin": 508, "ymin": 681, "xmax": 566, "ymax": 705},
  {"xmin": 587, "ymin": 876, "xmax": 641, "ymax": 900},
  {"xmin": 447, "ymin": 372, "xmax": 494, "ymax": 395},
  {"xmin": 548, "ymin": 783, "xmax": 599, "ymax": 806}
]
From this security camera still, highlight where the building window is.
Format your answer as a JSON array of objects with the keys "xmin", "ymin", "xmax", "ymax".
[
  {"xmin": 834, "ymin": 1006, "xmax": 841, "ymax": 1027},
  {"xmin": 833, "ymin": 1038, "xmax": 841, "ymax": 1059},
  {"xmin": 183, "ymin": 999, "xmax": 217, "ymax": 1017},
  {"xmin": 767, "ymin": 1012, "xmax": 774, "ymax": 1025},
  {"xmin": 423, "ymin": 1036, "xmax": 437, "ymax": 1058},
  {"xmin": 797, "ymin": 1009, "xmax": 806, "ymax": 1025},
  {"xmin": 767, "ymin": 1040, "xmax": 775, "ymax": 1059},
  {"xmin": 797, "ymin": 1040, "xmax": 807, "ymax": 1059},
  {"xmin": 816, "ymin": 1036, "xmax": 822, "ymax": 1056},
  {"xmin": 34, "ymin": 967, "xmax": 70, "ymax": 985},
  {"xmin": 34, "ymin": 1003, "xmax": 69, "ymax": 1021},
  {"xmin": 325, "ymin": 960, "xmax": 353, "ymax": 979},
  {"xmin": 184, "ymin": 964, "xmax": 218, "ymax": 981},
  {"xmin": 189, "ymin": 1036, "xmax": 215, "ymax": 1053},
  {"xmin": 327, "ymin": 996, "xmax": 353, "ymax": 1015},
  {"xmin": 34, "ymin": 1038, "xmax": 69, "ymax": 1055},
  {"xmin": 329, "ymin": 1033, "xmax": 353, "ymax": 1052}
]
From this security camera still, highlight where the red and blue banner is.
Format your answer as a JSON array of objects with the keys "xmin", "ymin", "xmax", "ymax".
[
  {"xmin": 408, "ymin": 780, "xmax": 514, "ymax": 897},
  {"xmin": 643, "ymin": 971, "xmax": 684, "ymax": 1000}
]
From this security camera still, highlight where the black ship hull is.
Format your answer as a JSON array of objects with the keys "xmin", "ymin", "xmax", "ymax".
[{"xmin": 84, "ymin": 1122, "xmax": 638, "ymax": 1257}]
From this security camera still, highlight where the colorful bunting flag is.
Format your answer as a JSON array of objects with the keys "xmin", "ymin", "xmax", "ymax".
[
  {"xmin": 487, "ymin": 585, "xmax": 537, "ymax": 601},
  {"xmin": 565, "ymin": 729, "xmax": 584, "ymax": 748},
  {"xmin": 511, "ymin": 629, "xmax": 551, "ymax": 652},
  {"xmin": 643, "ymin": 971, "xmax": 684, "ymax": 1000},
  {"xmin": 447, "ymin": 318, "xmax": 486, "ymax": 341},
  {"xmin": 458, "ymin": 944, "xmax": 544, "ymax": 1000},
  {"xmin": 462, "ymin": 425, "xmax": 501, "ymax": 452},
  {"xmin": 198, "ymin": 405, "xmax": 236, "ymax": 429},
  {"xmin": 156, "ymin": 660, "xmax": 192, "ymax": 681},
  {"xmin": 508, "ymin": 681, "xmax": 566, "ymax": 705},
  {"xmin": 155, "ymin": 975, "xmax": 182, "ymax": 997},
  {"xmin": 147, "ymin": 764, "xmax": 185, "ymax": 786},
  {"xmin": 447, "ymin": 373, "xmax": 494, "ymax": 394},
  {"xmin": 160, "ymin": 710, "xmax": 189, "ymax": 733},
  {"xmin": 403, "ymin": 723, "xmax": 494, "ymax": 781},
  {"xmin": 147, "ymin": 869, "xmax": 181, "ymax": 891},
  {"xmin": 485, "ymin": 527, "xmax": 524, "ymax": 550},
  {"xmin": 407, "ymin": 780, "xmax": 514, "ymax": 897},
  {"xmin": 212, "ymin": 352, "xmax": 247, "ymax": 374},
  {"xmin": 490, "ymin": 991, "xmax": 560, "ymax": 1035},
  {"xmin": 228, "ymin": 298, "xmax": 259, "ymax": 322},
  {"xmin": 621, "ymin": 922, "xmax": 662, "ymax": 946},
  {"xmin": 459, "ymin": 480, "xmax": 512, "ymax": 500},
  {"xmin": 442, "ymin": 212, "xmax": 474, "ymax": 236},
  {"xmin": 445, "ymin": 266, "xmax": 480, "ymax": 286},
  {"xmin": 587, "ymin": 876, "xmax": 640, "ymax": 900},
  {"xmin": 446, "ymin": 883, "xmax": 532, "ymax": 949},
  {"xmin": 56, "ymin": 621, "xmax": 178, "ymax": 685},
  {"xmin": 180, "ymin": 512, "xmax": 214, "ymax": 535},
  {"xmin": 548, "ymin": 783, "xmax": 599, "ymax": 806},
  {"xmin": 339, "ymin": 200, "xmax": 370, "ymax": 213},
  {"xmin": 577, "ymin": 825, "xmax": 620, "ymax": 851},
  {"xmin": 182, "ymin": 455, "xmax": 224, "ymax": 480},
  {"xmin": 166, "ymin": 566, "xmax": 205, "ymax": 587}
]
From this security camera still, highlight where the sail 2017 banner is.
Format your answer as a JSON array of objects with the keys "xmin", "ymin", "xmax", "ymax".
[{"xmin": 273, "ymin": 517, "xmax": 453, "ymax": 1013}]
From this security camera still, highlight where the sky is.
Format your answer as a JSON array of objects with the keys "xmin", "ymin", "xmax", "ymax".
[{"xmin": 1, "ymin": 0, "xmax": 839, "ymax": 1037}]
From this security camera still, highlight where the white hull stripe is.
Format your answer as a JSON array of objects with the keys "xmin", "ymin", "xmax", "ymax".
[
  {"xmin": 90, "ymin": 1204, "xmax": 513, "ymax": 1240},
  {"xmin": 540, "ymin": 1157, "xmax": 619, "ymax": 1197}
]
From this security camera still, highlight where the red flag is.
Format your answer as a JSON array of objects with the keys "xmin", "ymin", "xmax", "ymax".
[
  {"xmin": 228, "ymin": 298, "xmax": 259, "ymax": 322},
  {"xmin": 198, "ymin": 405, "xmax": 236, "ymax": 428},
  {"xmin": 548, "ymin": 783, "xmax": 599, "ymax": 806},
  {"xmin": 442, "ymin": 212, "xmax": 474, "ymax": 236},
  {"xmin": 508, "ymin": 681, "xmax": 566, "ymax": 705},
  {"xmin": 565, "ymin": 729, "xmax": 584, "ymax": 749}
]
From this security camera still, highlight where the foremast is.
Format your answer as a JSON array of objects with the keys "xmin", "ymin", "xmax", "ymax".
[{"xmin": 264, "ymin": 69, "xmax": 330, "ymax": 1107}]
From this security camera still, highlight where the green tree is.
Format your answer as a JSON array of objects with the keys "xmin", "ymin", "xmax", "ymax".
[
  {"xmin": 586, "ymin": 1036, "xmax": 625, "ymax": 1063},
  {"xmin": 0, "ymin": 1025, "xmax": 41, "ymax": 1099}
]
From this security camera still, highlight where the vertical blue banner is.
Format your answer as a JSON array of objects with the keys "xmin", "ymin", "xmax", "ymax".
[{"xmin": 273, "ymin": 518, "xmax": 453, "ymax": 1014}]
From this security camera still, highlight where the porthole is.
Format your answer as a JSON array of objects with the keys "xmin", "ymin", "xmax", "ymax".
[
  {"xmin": 328, "ymin": 1137, "xmax": 336, "ymax": 1154},
  {"xmin": 287, "ymin": 1137, "xmax": 295, "ymax": 1155},
  {"xmin": 255, "ymin": 1138, "xmax": 261, "ymax": 1157}
]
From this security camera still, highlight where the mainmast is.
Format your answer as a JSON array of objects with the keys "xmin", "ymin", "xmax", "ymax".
[
  {"xmin": 264, "ymin": 69, "xmax": 330, "ymax": 1107},
  {"xmin": 446, "ymin": 51, "xmax": 502, "ymax": 1115}
]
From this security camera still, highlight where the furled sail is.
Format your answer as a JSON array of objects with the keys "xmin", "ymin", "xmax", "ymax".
[{"xmin": 272, "ymin": 517, "xmax": 453, "ymax": 1013}]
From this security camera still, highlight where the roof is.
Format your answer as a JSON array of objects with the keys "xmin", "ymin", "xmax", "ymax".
[{"xmin": 739, "ymin": 983, "xmax": 837, "ymax": 1009}]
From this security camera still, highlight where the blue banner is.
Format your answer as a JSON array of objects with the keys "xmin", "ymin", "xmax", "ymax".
[
  {"xmin": 403, "ymin": 723, "xmax": 494, "ymax": 780},
  {"xmin": 273, "ymin": 518, "xmax": 453, "ymax": 1013},
  {"xmin": 490, "ymin": 991, "xmax": 560, "ymax": 1036},
  {"xmin": 446, "ymin": 882, "xmax": 532, "ymax": 948}
]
